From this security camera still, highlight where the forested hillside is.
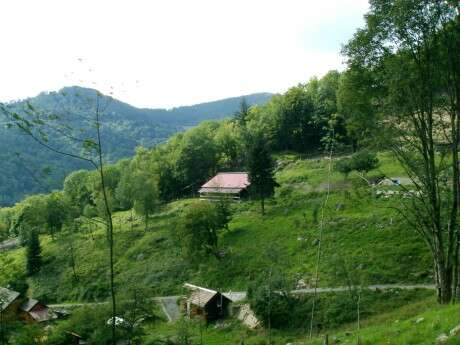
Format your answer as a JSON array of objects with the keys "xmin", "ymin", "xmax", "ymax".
[
  {"xmin": 1, "ymin": 2, "xmax": 460, "ymax": 344},
  {"xmin": 0, "ymin": 87, "xmax": 272, "ymax": 206}
]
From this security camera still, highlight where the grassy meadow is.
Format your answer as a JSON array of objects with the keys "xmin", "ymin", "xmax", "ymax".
[{"xmin": 1, "ymin": 152, "xmax": 451, "ymax": 344}]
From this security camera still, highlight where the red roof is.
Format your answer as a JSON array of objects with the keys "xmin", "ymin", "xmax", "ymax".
[{"xmin": 201, "ymin": 172, "xmax": 249, "ymax": 190}]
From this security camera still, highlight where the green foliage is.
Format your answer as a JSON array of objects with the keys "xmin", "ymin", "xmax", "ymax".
[
  {"xmin": 335, "ymin": 157, "xmax": 354, "ymax": 179},
  {"xmin": 234, "ymin": 98, "xmax": 250, "ymax": 127},
  {"xmin": 337, "ymin": 67, "xmax": 380, "ymax": 149},
  {"xmin": 26, "ymin": 229, "xmax": 41, "ymax": 275},
  {"xmin": 275, "ymin": 85, "xmax": 318, "ymax": 152},
  {"xmin": 350, "ymin": 150, "xmax": 379, "ymax": 175},
  {"xmin": 0, "ymin": 153, "xmax": 432, "ymax": 304},
  {"xmin": 45, "ymin": 305, "xmax": 113, "ymax": 345},
  {"xmin": 10, "ymin": 194, "xmax": 48, "ymax": 242},
  {"xmin": 0, "ymin": 221, "xmax": 7, "ymax": 242},
  {"xmin": 248, "ymin": 274, "xmax": 297, "ymax": 329},
  {"xmin": 63, "ymin": 170, "xmax": 93, "ymax": 212},
  {"xmin": 247, "ymin": 134, "xmax": 277, "ymax": 214},
  {"xmin": 8, "ymin": 324, "xmax": 44, "ymax": 345},
  {"xmin": 7, "ymin": 272, "xmax": 29, "ymax": 295},
  {"xmin": 214, "ymin": 121, "xmax": 245, "ymax": 170},
  {"xmin": 215, "ymin": 197, "xmax": 232, "ymax": 230},
  {"xmin": 45, "ymin": 191, "xmax": 72, "ymax": 238},
  {"xmin": 335, "ymin": 151, "xmax": 379, "ymax": 179},
  {"xmin": 176, "ymin": 201, "xmax": 229, "ymax": 260},
  {"xmin": 130, "ymin": 148, "xmax": 160, "ymax": 231},
  {"xmin": 115, "ymin": 159, "xmax": 135, "ymax": 210},
  {"xmin": 145, "ymin": 319, "xmax": 200, "ymax": 345},
  {"xmin": 117, "ymin": 286, "xmax": 160, "ymax": 343},
  {"xmin": 0, "ymin": 88, "xmax": 272, "ymax": 206}
]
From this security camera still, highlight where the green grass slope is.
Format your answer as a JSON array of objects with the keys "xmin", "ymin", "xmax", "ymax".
[
  {"xmin": 140, "ymin": 296, "xmax": 460, "ymax": 345},
  {"xmin": 1, "ymin": 152, "xmax": 450, "ymax": 343},
  {"xmin": 0, "ymin": 152, "xmax": 432, "ymax": 305},
  {"xmin": 306, "ymin": 300, "xmax": 460, "ymax": 345}
]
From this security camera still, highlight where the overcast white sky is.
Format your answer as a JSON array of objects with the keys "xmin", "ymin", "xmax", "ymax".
[{"xmin": 0, "ymin": 0, "xmax": 369, "ymax": 109}]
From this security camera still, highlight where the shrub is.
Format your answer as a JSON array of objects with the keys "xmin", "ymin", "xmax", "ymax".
[
  {"xmin": 176, "ymin": 201, "xmax": 230, "ymax": 260},
  {"xmin": 350, "ymin": 150, "xmax": 379, "ymax": 175},
  {"xmin": 45, "ymin": 305, "xmax": 113, "ymax": 345},
  {"xmin": 335, "ymin": 158, "xmax": 354, "ymax": 179}
]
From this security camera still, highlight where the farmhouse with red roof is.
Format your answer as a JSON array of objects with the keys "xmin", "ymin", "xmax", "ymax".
[{"xmin": 199, "ymin": 172, "xmax": 250, "ymax": 200}]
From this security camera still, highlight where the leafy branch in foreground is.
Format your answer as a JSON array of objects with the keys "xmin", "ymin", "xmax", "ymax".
[
  {"xmin": 1, "ymin": 91, "xmax": 119, "ymax": 344},
  {"xmin": 344, "ymin": 0, "xmax": 460, "ymax": 304}
]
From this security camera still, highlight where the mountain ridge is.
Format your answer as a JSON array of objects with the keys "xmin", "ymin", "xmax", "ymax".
[{"xmin": 0, "ymin": 86, "xmax": 273, "ymax": 206}]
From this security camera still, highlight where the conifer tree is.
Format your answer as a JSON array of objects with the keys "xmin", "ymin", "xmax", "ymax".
[
  {"xmin": 234, "ymin": 98, "xmax": 250, "ymax": 127},
  {"xmin": 247, "ymin": 134, "xmax": 277, "ymax": 215},
  {"xmin": 26, "ymin": 229, "xmax": 41, "ymax": 275}
]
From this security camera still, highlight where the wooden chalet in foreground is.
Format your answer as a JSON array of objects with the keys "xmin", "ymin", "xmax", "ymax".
[
  {"xmin": 0, "ymin": 287, "xmax": 21, "ymax": 320},
  {"xmin": 0, "ymin": 287, "xmax": 56, "ymax": 323},
  {"xmin": 183, "ymin": 283, "xmax": 232, "ymax": 322},
  {"xmin": 199, "ymin": 172, "xmax": 250, "ymax": 201}
]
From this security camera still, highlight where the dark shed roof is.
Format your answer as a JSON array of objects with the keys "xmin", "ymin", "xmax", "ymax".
[
  {"xmin": 0, "ymin": 287, "xmax": 20, "ymax": 311},
  {"xmin": 20, "ymin": 298, "xmax": 39, "ymax": 312},
  {"xmin": 184, "ymin": 283, "xmax": 231, "ymax": 308}
]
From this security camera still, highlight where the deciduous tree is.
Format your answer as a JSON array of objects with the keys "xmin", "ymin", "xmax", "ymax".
[{"xmin": 344, "ymin": 0, "xmax": 460, "ymax": 303}]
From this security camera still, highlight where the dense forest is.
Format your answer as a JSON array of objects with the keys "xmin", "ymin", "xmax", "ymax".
[
  {"xmin": 0, "ymin": 69, "xmax": 350, "ymax": 243},
  {"xmin": 0, "ymin": 87, "xmax": 272, "ymax": 206}
]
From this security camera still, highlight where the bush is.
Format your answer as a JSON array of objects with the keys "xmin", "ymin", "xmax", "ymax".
[
  {"xmin": 45, "ymin": 305, "xmax": 113, "ymax": 345},
  {"xmin": 0, "ymin": 222, "xmax": 8, "ymax": 241},
  {"xmin": 336, "ymin": 151, "xmax": 379, "ymax": 179},
  {"xmin": 9, "ymin": 324, "xmax": 44, "ymax": 345},
  {"xmin": 176, "ymin": 201, "xmax": 230, "ymax": 260},
  {"xmin": 248, "ymin": 275, "xmax": 309, "ymax": 329},
  {"xmin": 335, "ymin": 158, "xmax": 354, "ymax": 179},
  {"xmin": 350, "ymin": 150, "xmax": 379, "ymax": 175}
]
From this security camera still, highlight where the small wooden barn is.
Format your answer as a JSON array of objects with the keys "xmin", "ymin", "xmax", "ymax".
[
  {"xmin": 65, "ymin": 331, "xmax": 87, "ymax": 345},
  {"xmin": 0, "ymin": 287, "xmax": 56, "ymax": 324},
  {"xmin": 183, "ymin": 283, "xmax": 232, "ymax": 322},
  {"xmin": 0, "ymin": 287, "xmax": 21, "ymax": 321},
  {"xmin": 199, "ymin": 172, "xmax": 250, "ymax": 201},
  {"xmin": 20, "ymin": 298, "xmax": 57, "ymax": 323}
]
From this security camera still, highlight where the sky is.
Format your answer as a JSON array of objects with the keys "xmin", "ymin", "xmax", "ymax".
[{"xmin": 0, "ymin": 0, "xmax": 369, "ymax": 109}]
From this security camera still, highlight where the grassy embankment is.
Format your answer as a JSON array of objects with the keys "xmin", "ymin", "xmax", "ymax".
[
  {"xmin": 1, "ymin": 152, "xmax": 449, "ymax": 344},
  {"xmin": 0, "ymin": 152, "xmax": 431, "ymax": 301}
]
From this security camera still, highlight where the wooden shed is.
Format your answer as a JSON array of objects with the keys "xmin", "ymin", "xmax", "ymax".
[
  {"xmin": 20, "ymin": 298, "xmax": 57, "ymax": 323},
  {"xmin": 199, "ymin": 172, "xmax": 250, "ymax": 201},
  {"xmin": 183, "ymin": 283, "xmax": 232, "ymax": 322},
  {"xmin": 0, "ymin": 287, "xmax": 21, "ymax": 321}
]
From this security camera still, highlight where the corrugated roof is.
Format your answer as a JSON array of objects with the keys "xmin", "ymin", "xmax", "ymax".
[
  {"xmin": 188, "ymin": 289, "xmax": 217, "ymax": 308},
  {"xmin": 201, "ymin": 173, "xmax": 250, "ymax": 190},
  {"xmin": 29, "ymin": 308, "xmax": 57, "ymax": 322},
  {"xmin": 20, "ymin": 298, "xmax": 39, "ymax": 312},
  {"xmin": 0, "ymin": 287, "xmax": 20, "ymax": 311},
  {"xmin": 184, "ymin": 283, "xmax": 219, "ymax": 308}
]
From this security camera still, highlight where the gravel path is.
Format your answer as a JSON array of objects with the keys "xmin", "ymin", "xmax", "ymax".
[
  {"xmin": 291, "ymin": 284, "xmax": 436, "ymax": 295},
  {"xmin": 156, "ymin": 296, "xmax": 181, "ymax": 322},
  {"xmin": 48, "ymin": 284, "xmax": 436, "ymax": 322}
]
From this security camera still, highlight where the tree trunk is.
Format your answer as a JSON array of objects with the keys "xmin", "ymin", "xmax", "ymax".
[
  {"xmin": 261, "ymin": 196, "xmax": 265, "ymax": 216},
  {"xmin": 0, "ymin": 309, "xmax": 5, "ymax": 345},
  {"xmin": 69, "ymin": 243, "xmax": 78, "ymax": 282},
  {"xmin": 130, "ymin": 208, "xmax": 134, "ymax": 232},
  {"xmin": 435, "ymin": 260, "xmax": 454, "ymax": 304},
  {"xmin": 95, "ymin": 95, "xmax": 117, "ymax": 345}
]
